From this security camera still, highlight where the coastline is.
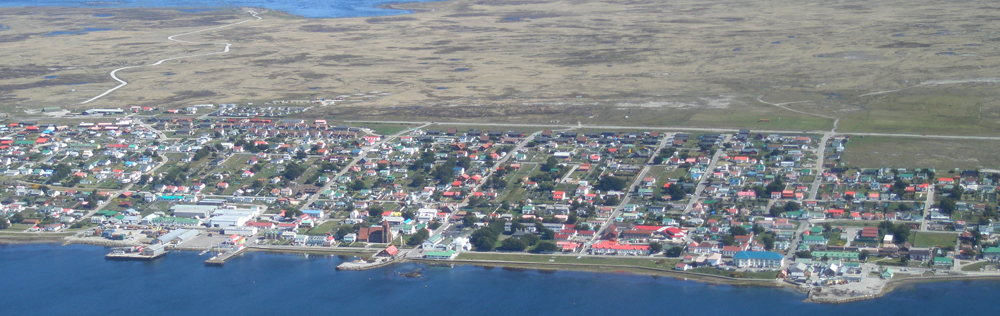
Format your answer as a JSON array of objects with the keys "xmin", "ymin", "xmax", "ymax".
[{"xmin": 6, "ymin": 237, "xmax": 1000, "ymax": 304}]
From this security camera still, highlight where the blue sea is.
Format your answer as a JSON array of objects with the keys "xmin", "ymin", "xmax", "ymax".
[
  {"xmin": 1, "ymin": 244, "xmax": 998, "ymax": 316},
  {"xmin": 0, "ymin": 0, "xmax": 440, "ymax": 18}
]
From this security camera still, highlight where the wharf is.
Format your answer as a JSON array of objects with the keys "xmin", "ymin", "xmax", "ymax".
[
  {"xmin": 204, "ymin": 247, "xmax": 246, "ymax": 266},
  {"xmin": 336, "ymin": 257, "xmax": 395, "ymax": 271},
  {"xmin": 106, "ymin": 251, "xmax": 168, "ymax": 260}
]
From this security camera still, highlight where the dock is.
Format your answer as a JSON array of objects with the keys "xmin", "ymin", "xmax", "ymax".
[
  {"xmin": 105, "ymin": 245, "xmax": 168, "ymax": 260},
  {"xmin": 336, "ymin": 257, "xmax": 395, "ymax": 271},
  {"xmin": 204, "ymin": 247, "xmax": 247, "ymax": 266},
  {"xmin": 105, "ymin": 251, "xmax": 169, "ymax": 260}
]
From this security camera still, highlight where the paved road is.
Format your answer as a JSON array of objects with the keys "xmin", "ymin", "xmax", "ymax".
[
  {"xmin": 920, "ymin": 187, "xmax": 935, "ymax": 231},
  {"xmin": 684, "ymin": 135, "xmax": 731, "ymax": 212},
  {"xmin": 808, "ymin": 119, "xmax": 839, "ymax": 200}
]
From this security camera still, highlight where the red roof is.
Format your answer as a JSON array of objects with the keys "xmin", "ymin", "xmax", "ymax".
[{"xmin": 383, "ymin": 245, "xmax": 399, "ymax": 256}]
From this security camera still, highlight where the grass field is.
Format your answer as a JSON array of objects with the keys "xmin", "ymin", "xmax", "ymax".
[
  {"xmin": 688, "ymin": 267, "xmax": 779, "ymax": 280},
  {"xmin": 455, "ymin": 252, "xmax": 678, "ymax": 270},
  {"xmin": 362, "ymin": 123, "xmax": 418, "ymax": 136},
  {"xmin": 911, "ymin": 232, "xmax": 958, "ymax": 248},
  {"xmin": 961, "ymin": 261, "xmax": 995, "ymax": 272},
  {"xmin": 840, "ymin": 136, "xmax": 1000, "ymax": 170}
]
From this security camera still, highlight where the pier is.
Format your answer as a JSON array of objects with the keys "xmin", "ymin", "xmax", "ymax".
[
  {"xmin": 205, "ymin": 247, "xmax": 247, "ymax": 266},
  {"xmin": 336, "ymin": 258, "xmax": 395, "ymax": 271},
  {"xmin": 105, "ymin": 251, "xmax": 169, "ymax": 260}
]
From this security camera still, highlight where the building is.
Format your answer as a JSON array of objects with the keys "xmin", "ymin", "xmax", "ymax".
[
  {"xmin": 425, "ymin": 251, "xmax": 457, "ymax": 259},
  {"xmin": 170, "ymin": 205, "xmax": 217, "ymax": 218},
  {"xmin": 358, "ymin": 221, "xmax": 393, "ymax": 243},
  {"xmin": 733, "ymin": 251, "xmax": 785, "ymax": 269}
]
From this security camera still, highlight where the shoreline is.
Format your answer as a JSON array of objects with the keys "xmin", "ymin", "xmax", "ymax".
[{"xmin": 7, "ymin": 238, "xmax": 1000, "ymax": 303}]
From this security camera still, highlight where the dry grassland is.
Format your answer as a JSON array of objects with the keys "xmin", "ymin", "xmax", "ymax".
[{"xmin": 0, "ymin": 0, "xmax": 999, "ymax": 133}]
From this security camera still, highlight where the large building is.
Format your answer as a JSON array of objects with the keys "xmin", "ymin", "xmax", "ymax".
[
  {"xmin": 733, "ymin": 251, "xmax": 785, "ymax": 269},
  {"xmin": 358, "ymin": 221, "xmax": 393, "ymax": 243}
]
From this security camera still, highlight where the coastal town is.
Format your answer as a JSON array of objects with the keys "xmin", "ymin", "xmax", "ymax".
[{"xmin": 2, "ymin": 104, "xmax": 1000, "ymax": 302}]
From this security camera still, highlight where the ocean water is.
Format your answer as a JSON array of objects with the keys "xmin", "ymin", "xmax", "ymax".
[
  {"xmin": 0, "ymin": 0, "xmax": 440, "ymax": 18},
  {"xmin": 1, "ymin": 244, "xmax": 998, "ymax": 316}
]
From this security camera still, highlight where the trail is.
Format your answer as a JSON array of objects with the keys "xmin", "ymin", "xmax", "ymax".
[
  {"xmin": 859, "ymin": 77, "xmax": 1000, "ymax": 97},
  {"xmin": 80, "ymin": 11, "xmax": 262, "ymax": 105}
]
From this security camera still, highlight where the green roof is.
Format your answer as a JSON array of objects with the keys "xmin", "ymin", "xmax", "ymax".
[
  {"xmin": 803, "ymin": 235, "xmax": 827, "ymax": 242},
  {"xmin": 934, "ymin": 257, "xmax": 953, "ymax": 264},
  {"xmin": 984, "ymin": 247, "xmax": 1000, "ymax": 254},
  {"xmin": 425, "ymin": 251, "xmax": 456, "ymax": 257},
  {"xmin": 811, "ymin": 251, "xmax": 859, "ymax": 259}
]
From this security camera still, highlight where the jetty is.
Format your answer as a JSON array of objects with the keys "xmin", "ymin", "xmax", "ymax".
[
  {"xmin": 336, "ymin": 257, "xmax": 395, "ymax": 270},
  {"xmin": 205, "ymin": 247, "xmax": 247, "ymax": 266},
  {"xmin": 105, "ymin": 245, "xmax": 168, "ymax": 260}
]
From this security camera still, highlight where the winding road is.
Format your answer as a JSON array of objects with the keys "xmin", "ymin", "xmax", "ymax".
[{"xmin": 80, "ymin": 11, "xmax": 262, "ymax": 105}]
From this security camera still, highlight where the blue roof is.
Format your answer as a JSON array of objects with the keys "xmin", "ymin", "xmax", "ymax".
[{"xmin": 733, "ymin": 251, "xmax": 784, "ymax": 260}]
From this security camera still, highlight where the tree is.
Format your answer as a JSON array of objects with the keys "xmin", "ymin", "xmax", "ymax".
[
  {"xmin": 498, "ymin": 238, "xmax": 528, "ymax": 251},
  {"xmin": 939, "ymin": 198, "xmax": 957, "ymax": 214},
  {"xmin": 795, "ymin": 251, "xmax": 812, "ymax": 258},
  {"xmin": 760, "ymin": 234, "xmax": 775, "ymax": 250},
  {"xmin": 822, "ymin": 222, "xmax": 832, "ymax": 232},
  {"xmin": 295, "ymin": 151, "xmax": 308, "ymax": 159},
  {"xmin": 576, "ymin": 223, "xmax": 591, "ymax": 231},
  {"xmin": 0, "ymin": 216, "xmax": 9, "ymax": 229},
  {"xmin": 535, "ymin": 222, "xmax": 555, "ymax": 240},
  {"xmin": 900, "ymin": 255, "xmax": 909, "ymax": 266},
  {"xmin": 428, "ymin": 221, "xmax": 442, "ymax": 230},
  {"xmin": 284, "ymin": 208, "xmax": 303, "ymax": 219},
  {"xmin": 335, "ymin": 225, "xmax": 354, "ymax": 240},
  {"xmin": 407, "ymin": 229, "xmax": 430, "ymax": 246},
  {"xmin": 649, "ymin": 242, "xmax": 663, "ymax": 254},
  {"xmin": 542, "ymin": 157, "xmax": 559, "ymax": 172},
  {"xmin": 859, "ymin": 250, "xmax": 870, "ymax": 261},
  {"xmin": 408, "ymin": 173, "xmax": 425, "ymax": 188},
  {"xmin": 522, "ymin": 233, "xmax": 541, "ymax": 246},
  {"xmin": 367, "ymin": 205, "xmax": 385, "ymax": 219},
  {"xmin": 722, "ymin": 234, "xmax": 736, "ymax": 246},
  {"xmin": 730, "ymin": 225, "xmax": 748, "ymax": 236},
  {"xmin": 765, "ymin": 178, "xmax": 785, "ymax": 194},
  {"xmin": 783, "ymin": 201, "xmax": 801, "ymax": 213},
  {"xmin": 352, "ymin": 179, "xmax": 369, "ymax": 191},
  {"xmin": 463, "ymin": 214, "xmax": 478, "ymax": 228},
  {"xmin": 596, "ymin": 176, "xmax": 628, "ymax": 191},
  {"xmin": 665, "ymin": 246, "xmax": 683, "ymax": 257},
  {"xmin": 530, "ymin": 241, "xmax": 558, "ymax": 253}
]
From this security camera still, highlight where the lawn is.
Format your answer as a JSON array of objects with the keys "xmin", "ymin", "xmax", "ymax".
[
  {"xmin": 912, "ymin": 232, "xmax": 958, "ymax": 248},
  {"xmin": 305, "ymin": 221, "xmax": 342, "ymax": 236},
  {"xmin": 363, "ymin": 123, "xmax": 418, "ymax": 136},
  {"xmin": 688, "ymin": 267, "xmax": 779, "ymax": 279},
  {"xmin": 839, "ymin": 136, "xmax": 1000, "ymax": 170},
  {"xmin": 961, "ymin": 261, "xmax": 996, "ymax": 272},
  {"xmin": 455, "ymin": 252, "xmax": 679, "ymax": 270}
]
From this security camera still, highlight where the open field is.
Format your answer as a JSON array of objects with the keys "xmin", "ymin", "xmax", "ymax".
[
  {"xmin": 0, "ymin": 0, "xmax": 997, "ymax": 137},
  {"xmin": 456, "ymin": 252, "xmax": 679, "ymax": 270},
  {"xmin": 840, "ymin": 136, "xmax": 1000, "ymax": 170},
  {"xmin": 911, "ymin": 232, "xmax": 958, "ymax": 248}
]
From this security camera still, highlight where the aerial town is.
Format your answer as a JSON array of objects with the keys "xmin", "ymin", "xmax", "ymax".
[{"xmin": 2, "ymin": 104, "xmax": 999, "ymax": 302}]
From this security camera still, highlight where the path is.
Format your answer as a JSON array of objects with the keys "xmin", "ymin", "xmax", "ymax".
[{"xmin": 80, "ymin": 11, "xmax": 262, "ymax": 104}]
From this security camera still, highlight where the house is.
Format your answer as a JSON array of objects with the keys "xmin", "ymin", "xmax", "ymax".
[{"xmin": 733, "ymin": 251, "xmax": 785, "ymax": 269}]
